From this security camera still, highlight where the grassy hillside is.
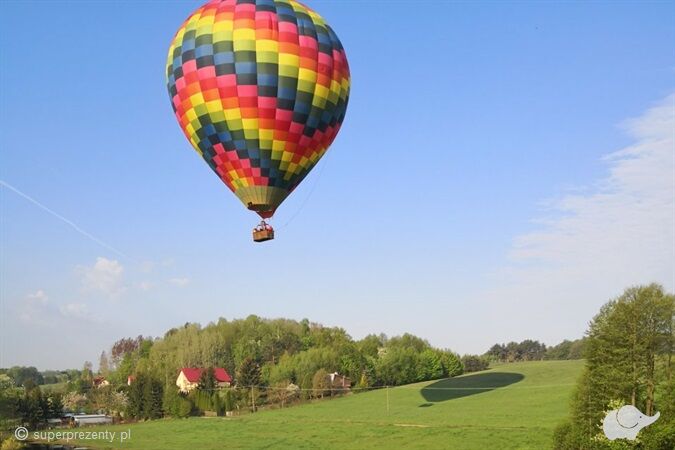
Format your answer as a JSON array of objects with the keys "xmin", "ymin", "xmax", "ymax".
[{"xmin": 52, "ymin": 360, "xmax": 583, "ymax": 450}]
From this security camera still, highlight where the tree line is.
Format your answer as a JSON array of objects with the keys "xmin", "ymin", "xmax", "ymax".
[
  {"xmin": 0, "ymin": 376, "xmax": 63, "ymax": 431},
  {"xmin": 453, "ymin": 336, "xmax": 586, "ymax": 373},
  {"xmin": 116, "ymin": 320, "xmax": 464, "ymax": 417},
  {"xmin": 1, "ymin": 318, "xmax": 466, "ymax": 425},
  {"xmin": 554, "ymin": 283, "xmax": 674, "ymax": 449},
  {"xmin": 485, "ymin": 338, "xmax": 586, "ymax": 363},
  {"xmin": 1, "ymin": 312, "xmax": 604, "ymax": 434},
  {"xmin": 115, "ymin": 320, "xmax": 464, "ymax": 390}
]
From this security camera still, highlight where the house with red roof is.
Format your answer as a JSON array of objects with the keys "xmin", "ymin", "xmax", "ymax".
[
  {"xmin": 92, "ymin": 376, "xmax": 110, "ymax": 388},
  {"xmin": 176, "ymin": 367, "xmax": 232, "ymax": 393}
]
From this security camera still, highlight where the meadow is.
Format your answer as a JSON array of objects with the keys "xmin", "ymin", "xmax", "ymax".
[{"xmin": 49, "ymin": 360, "xmax": 584, "ymax": 450}]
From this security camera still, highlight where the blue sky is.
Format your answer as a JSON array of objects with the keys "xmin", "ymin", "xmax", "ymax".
[{"xmin": 1, "ymin": 0, "xmax": 673, "ymax": 370}]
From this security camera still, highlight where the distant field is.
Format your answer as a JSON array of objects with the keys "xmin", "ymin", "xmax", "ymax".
[{"xmin": 49, "ymin": 360, "xmax": 584, "ymax": 450}]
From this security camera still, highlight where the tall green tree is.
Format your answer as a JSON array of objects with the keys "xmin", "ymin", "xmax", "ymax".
[
  {"xmin": 0, "ymin": 375, "xmax": 21, "ymax": 426},
  {"xmin": 554, "ymin": 284, "xmax": 674, "ymax": 448},
  {"xmin": 162, "ymin": 387, "xmax": 191, "ymax": 418},
  {"xmin": 127, "ymin": 373, "xmax": 163, "ymax": 419},
  {"xmin": 99, "ymin": 351, "xmax": 110, "ymax": 377},
  {"xmin": 237, "ymin": 357, "xmax": 261, "ymax": 411},
  {"xmin": 17, "ymin": 386, "xmax": 45, "ymax": 428},
  {"xmin": 5, "ymin": 367, "xmax": 43, "ymax": 387},
  {"xmin": 126, "ymin": 374, "xmax": 144, "ymax": 419},
  {"xmin": 417, "ymin": 349, "xmax": 444, "ymax": 381},
  {"xmin": 439, "ymin": 351, "xmax": 463, "ymax": 377},
  {"xmin": 461, "ymin": 355, "xmax": 489, "ymax": 373},
  {"xmin": 237, "ymin": 358, "xmax": 261, "ymax": 388},
  {"xmin": 81, "ymin": 361, "xmax": 93, "ymax": 385},
  {"xmin": 142, "ymin": 377, "xmax": 163, "ymax": 419},
  {"xmin": 198, "ymin": 368, "xmax": 217, "ymax": 391},
  {"xmin": 312, "ymin": 369, "xmax": 329, "ymax": 399},
  {"xmin": 377, "ymin": 346, "xmax": 419, "ymax": 385}
]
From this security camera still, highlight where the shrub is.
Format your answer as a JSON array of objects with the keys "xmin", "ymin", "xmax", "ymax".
[
  {"xmin": 640, "ymin": 419, "xmax": 675, "ymax": 450},
  {"xmin": 439, "ymin": 351, "xmax": 463, "ymax": 377},
  {"xmin": 222, "ymin": 389, "xmax": 234, "ymax": 413},
  {"xmin": 0, "ymin": 437, "xmax": 23, "ymax": 450},
  {"xmin": 312, "ymin": 369, "xmax": 329, "ymax": 399},
  {"xmin": 461, "ymin": 355, "xmax": 489, "ymax": 373},
  {"xmin": 163, "ymin": 388, "xmax": 192, "ymax": 418},
  {"xmin": 552, "ymin": 421, "xmax": 581, "ymax": 450},
  {"xmin": 189, "ymin": 390, "xmax": 213, "ymax": 413}
]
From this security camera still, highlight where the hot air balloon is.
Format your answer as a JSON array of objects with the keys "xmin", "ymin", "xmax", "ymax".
[{"xmin": 166, "ymin": 0, "xmax": 350, "ymax": 242}]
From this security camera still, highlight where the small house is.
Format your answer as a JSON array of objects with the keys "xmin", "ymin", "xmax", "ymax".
[
  {"xmin": 176, "ymin": 367, "xmax": 232, "ymax": 393},
  {"xmin": 92, "ymin": 377, "xmax": 110, "ymax": 388},
  {"xmin": 329, "ymin": 372, "xmax": 351, "ymax": 391}
]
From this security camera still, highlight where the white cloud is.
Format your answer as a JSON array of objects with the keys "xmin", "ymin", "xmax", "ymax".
[
  {"xmin": 26, "ymin": 289, "xmax": 48, "ymax": 304},
  {"xmin": 78, "ymin": 257, "xmax": 125, "ymax": 296},
  {"xmin": 18, "ymin": 291, "xmax": 93, "ymax": 325},
  {"xmin": 509, "ymin": 94, "xmax": 673, "ymax": 277},
  {"xmin": 59, "ymin": 303, "xmax": 89, "ymax": 319},
  {"xmin": 19, "ymin": 290, "xmax": 51, "ymax": 324},
  {"xmin": 471, "ymin": 94, "xmax": 675, "ymax": 350},
  {"xmin": 168, "ymin": 277, "xmax": 190, "ymax": 287},
  {"xmin": 512, "ymin": 96, "xmax": 675, "ymax": 273}
]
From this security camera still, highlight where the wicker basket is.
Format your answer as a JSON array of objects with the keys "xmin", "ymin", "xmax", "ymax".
[{"xmin": 253, "ymin": 229, "xmax": 274, "ymax": 242}]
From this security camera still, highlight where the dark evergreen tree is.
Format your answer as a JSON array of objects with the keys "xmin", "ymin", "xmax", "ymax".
[
  {"xmin": 126, "ymin": 373, "xmax": 144, "ymax": 419},
  {"xmin": 237, "ymin": 358, "xmax": 261, "ymax": 388},
  {"xmin": 17, "ymin": 385, "xmax": 46, "ymax": 428},
  {"xmin": 142, "ymin": 376, "xmax": 163, "ymax": 419},
  {"xmin": 198, "ymin": 367, "xmax": 217, "ymax": 391}
]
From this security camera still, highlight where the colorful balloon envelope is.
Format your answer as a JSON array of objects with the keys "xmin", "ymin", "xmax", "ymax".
[{"xmin": 166, "ymin": 0, "xmax": 350, "ymax": 232}]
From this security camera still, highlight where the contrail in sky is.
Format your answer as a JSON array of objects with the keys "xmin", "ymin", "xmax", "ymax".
[{"xmin": 0, "ymin": 179, "xmax": 133, "ymax": 261}]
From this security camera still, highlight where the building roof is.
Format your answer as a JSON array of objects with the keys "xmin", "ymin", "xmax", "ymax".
[{"xmin": 180, "ymin": 367, "xmax": 232, "ymax": 383}]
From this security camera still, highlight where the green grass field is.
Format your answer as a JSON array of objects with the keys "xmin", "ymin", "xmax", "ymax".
[{"xmin": 49, "ymin": 360, "xmax": 583, "ymax": 450}]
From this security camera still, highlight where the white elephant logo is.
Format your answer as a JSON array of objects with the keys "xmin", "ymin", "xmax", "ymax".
[{"xmin": 602, "ymin": 405, "xmax": 660, "ymax": 440}]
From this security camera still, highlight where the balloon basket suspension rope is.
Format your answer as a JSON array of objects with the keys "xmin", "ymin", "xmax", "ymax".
[{"xmin": 252, "ymin": 220, "xmax": 274, "ymax": 243}]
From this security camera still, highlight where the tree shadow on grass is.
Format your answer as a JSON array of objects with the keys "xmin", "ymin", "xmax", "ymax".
[{"xmin": 420, "ymin": 372, "xmax": 524, "ymax": 403}]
